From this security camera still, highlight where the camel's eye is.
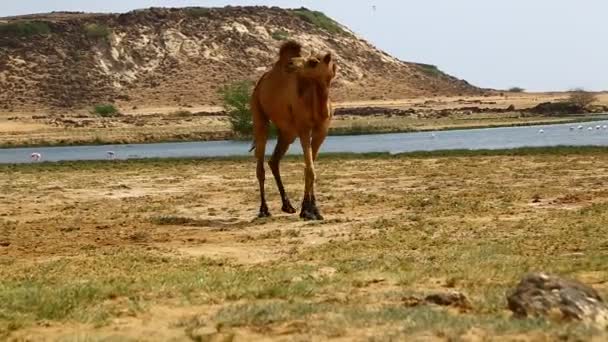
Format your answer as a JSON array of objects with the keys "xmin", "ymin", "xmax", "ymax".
[{"xmin": 306, "ymin": 59, "xmax": 319, "ymax": 68}]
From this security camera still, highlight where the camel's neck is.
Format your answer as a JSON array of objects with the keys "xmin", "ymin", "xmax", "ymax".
[{"xmin": 313, "ymin": 81, "xmax": 330, "ymax": 121}]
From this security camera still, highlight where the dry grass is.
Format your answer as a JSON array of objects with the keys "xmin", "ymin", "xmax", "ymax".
[{"xmin": 1, "ymin": 149, "xmax": 608, "ymax": 340}]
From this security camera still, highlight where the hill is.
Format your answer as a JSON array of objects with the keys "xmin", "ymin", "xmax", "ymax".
[{"xmin": 0, "ymin": 6, "xmax": 483, "ymax": 111}]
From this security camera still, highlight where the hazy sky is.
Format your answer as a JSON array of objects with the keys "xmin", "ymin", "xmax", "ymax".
[{"xmin": 2, "ymin": 0, "xmax": 607, "ymax": 91}]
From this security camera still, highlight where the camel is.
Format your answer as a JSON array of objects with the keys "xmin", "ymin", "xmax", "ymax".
[{"xmin": 250, "ymin": 41, "xmax": 337, "ymax": 220}]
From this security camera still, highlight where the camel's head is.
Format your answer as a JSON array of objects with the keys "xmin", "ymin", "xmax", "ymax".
[{"xmin": 287, "ymin": 52, "xmax": 337, "ymax": 87}]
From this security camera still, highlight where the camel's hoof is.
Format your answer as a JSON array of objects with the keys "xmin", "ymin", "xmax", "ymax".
[
  {"xmin": 258, "ymin": 212, "xmax": 271, "ymax": 219},
  {"xmin": 311, "ymin": 205, "xmax": 324, "ymax": 220},
  {"xmin": 282, "ymin": 202, "xmax": 297, "ymax": 214},
  {"xmin": 258, "ymin": 206, "xmax": 271, "ymax": 219},
  {"xmin": 300, "ymin": 210, "xmax": 318, "ymax": 221}
]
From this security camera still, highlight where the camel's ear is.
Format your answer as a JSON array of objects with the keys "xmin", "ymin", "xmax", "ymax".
[{"xmin": 323, "ymin": 53, "xmax": 332, "ymax": 64}]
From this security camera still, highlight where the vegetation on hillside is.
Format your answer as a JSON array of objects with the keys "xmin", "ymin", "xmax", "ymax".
[
  {"xmin": 0, "ymin": 21, "xmax": 51, "ymax": 37},
  {"xmin": 92, "ymin": 104, "xmax": 119, "ymax": 117},
  {"xmin": 290, "ymin": 7, "xmax": 345, "ymax": 34},
  {"xmin": 567, "ymin": 88, "xmax": 598, "ymax": 108},
  {"xmin": 416, "ymin": 63, "xmax": 447, "ymax": 78},
  {"xmin": 271, "ymin": 29, "xmax": 290, "ymax": 41},
  {"xmin": 83, "ymin": 23, "xmax": 111, "ymax": 40},
  {"xmin": 185, "ymin": 7, "xmax": 211, "ymax": 18}
]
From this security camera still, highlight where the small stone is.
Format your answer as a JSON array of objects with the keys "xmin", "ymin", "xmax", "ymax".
[
  {"xmin": 425, "ymin": 291, "xmax": 472, "ymax": 310},
  {"xmin": 0, "ymin": 241, "xmax": 10, "ymax": 247}
]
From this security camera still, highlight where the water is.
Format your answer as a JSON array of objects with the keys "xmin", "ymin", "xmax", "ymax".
[{"xmin": 2, "ymin": 120, "xmax": 608, "ymax": 164}]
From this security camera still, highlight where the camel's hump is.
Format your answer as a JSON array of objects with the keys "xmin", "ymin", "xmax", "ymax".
[{"xmin": 279, "ymin": 41, "xmax": 303, "ymax": 63}]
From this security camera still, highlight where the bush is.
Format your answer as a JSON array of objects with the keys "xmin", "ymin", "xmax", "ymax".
[
  {"xmin": 290, "ymin": 8, "xmax": 345, "ymax": 34},
  {"xmin": 567, "ymin": 88, "xmax": 597, "ymax": 108},
  {"xmin": 0, "ymin": 21, "xmax": 51, "ymax": 37},
  {"xmin": 185, "ymin": 8, "xmax": 211, "ymax": 18},
  {"xmin": 219, "ymin": 81, "xmax": 254, "ymax": 136},
  {"xmin": 84, "ymin": 23, "xmax": 110, "ymax": 40},
  {"xmin": 93, "ymin": 104, "xmax": 119, "ymax": 117},
  {"xmin": 508, "ymin": 87, "xmax": 525, "ymax": 93},
  {"xmin": 271, "ymin": 30, "xmax": 290, "ymax": 41}
]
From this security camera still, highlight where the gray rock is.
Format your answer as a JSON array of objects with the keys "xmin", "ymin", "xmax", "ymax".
[{"xmin": 507, "ymin": 272, "xmax": 608, "ymax": 328}]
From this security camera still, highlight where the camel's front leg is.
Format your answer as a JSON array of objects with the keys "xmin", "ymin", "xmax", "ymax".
[{"xmin": 299, "ymin": 131, "xmax": 323, "ymax": 221}]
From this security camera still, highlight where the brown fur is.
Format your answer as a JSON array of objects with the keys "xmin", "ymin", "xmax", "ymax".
[{"xmin": 250, "ymin": 41, "xmax": 337, "ymax": 220}]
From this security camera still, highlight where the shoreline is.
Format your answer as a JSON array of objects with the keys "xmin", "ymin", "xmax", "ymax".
[
  {"xmin": 3, "ymin": 146, "xmax": 608, "ymax": 168},
  {"xmin": 2, "ymin": 115, "xmax": 607, "ymax": 150}
]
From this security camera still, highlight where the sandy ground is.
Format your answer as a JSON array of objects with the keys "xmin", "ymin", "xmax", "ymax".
[
  {"xmin": 2, "ymin": 150, "xmax": 608, "ymax": 340},
  {"xmin": 1, "ymin": 93, "xmax": 607, "ymax": 148}
]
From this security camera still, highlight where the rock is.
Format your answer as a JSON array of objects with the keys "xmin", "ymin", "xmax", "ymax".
[
  {"xmin": 507, "ymin": 272, "xmax": 608, "ymax": 328},
  {"xmin": 403, "ymin": 291, "xmax": 472, "ymax": 311},
  {"xmin": 425, "ymin": 291, "xmax": 472, "ymax": 310},
  {"xmin": 0, "ymin": 241, "xmax": 10, "ymax": 247}
]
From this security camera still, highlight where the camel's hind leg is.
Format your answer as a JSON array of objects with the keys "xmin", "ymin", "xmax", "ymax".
[
  {"xmin": 269, "ymin": 132, "xmax": 297, "ymax": 214},
  {"xmin": 308, "ymin": 126, "xmax": 329, "ymax": 219},
  {"xmin": 299, "ymin": 131, "xmax": 323, "ymax": 221},
  {"xmin": 252, "ymin": 100, "xmax": 271, "ymax": 218}
]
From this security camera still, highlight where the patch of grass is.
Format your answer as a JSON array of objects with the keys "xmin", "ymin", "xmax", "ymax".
[
  {"xmin": 214, "ymin": 302, "xmax": 323, "ymax": 327},
  {"xmin": 185, "ymin": 7, "xmax": 211, "ymax": 18},
  {"xmin": 83, "ymin": 23, "xmax": 111, "ymax": 40},
  {"xmin": 290, "ymin": 7, "xmax": 345, "ymax": 34},
  {"xmin": 271, "ymin": 29, "xmax": 290, "ymax": 41},
  {"xmin": 0, "ymin": 250, "xmax": 324, "ymax": 324},
  {"xmin": 0, "ymin": 21, "xmax": 51, "ymax": 37},
  {"xmin": 92, "ymin": 104, "xmax": 119, "ymax": 117}
]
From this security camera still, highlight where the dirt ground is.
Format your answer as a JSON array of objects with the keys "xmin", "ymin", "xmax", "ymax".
[
  {"xmin": 2, "ymin": 149, "xmax": 608, "ymax": 341},
  {"xmin": 1, "ymin": 93, "xmax": 607, "ymax": 148}
]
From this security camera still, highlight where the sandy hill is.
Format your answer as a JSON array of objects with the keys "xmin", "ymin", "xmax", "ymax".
[{"xmin": 0, "ymin": 6, "xmax": 484, "ymax": 111}]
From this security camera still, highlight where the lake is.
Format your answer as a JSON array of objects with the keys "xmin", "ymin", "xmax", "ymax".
[{"xmin": 2, "ymin": 120, "xmax": 608, "ymax": 164}]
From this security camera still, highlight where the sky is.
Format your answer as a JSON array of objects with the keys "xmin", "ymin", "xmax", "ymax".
[{"xmin": 2, "ymin": 0, "xmax": 607, "ymax": 92}]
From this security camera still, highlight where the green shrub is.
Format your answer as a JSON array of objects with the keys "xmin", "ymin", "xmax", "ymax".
[
  {"xmin": 92, "ymin": 104, "xmax": 119, "ymax": 117},
  {"xmin": 84, "ymin": 23, "xmax": 110, "ymax": 40},
  {"xmin": 290, "ymin": 8, "xmax": 345, "ymax": 34},
  {"xmin": 271, "ymin": 29, "xmax": 290, "ymax": 41},
  {"xmin": 508, "ymin": 87, "xmax": 525, "ymax": 93},
  {"xmin": 219, "ymin": 81, "xmax": 254, "ymax": 136},
  {"xmin": 0, "ymin": 21, "xmax": 51, "ymax": 37},
  {"xmin": 417, "ymin": 63, "xmax": 445, "ymax": 78},
  {"xmin": 185, "ymin": 8, "xmax": 211, "ymax": 18}
]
